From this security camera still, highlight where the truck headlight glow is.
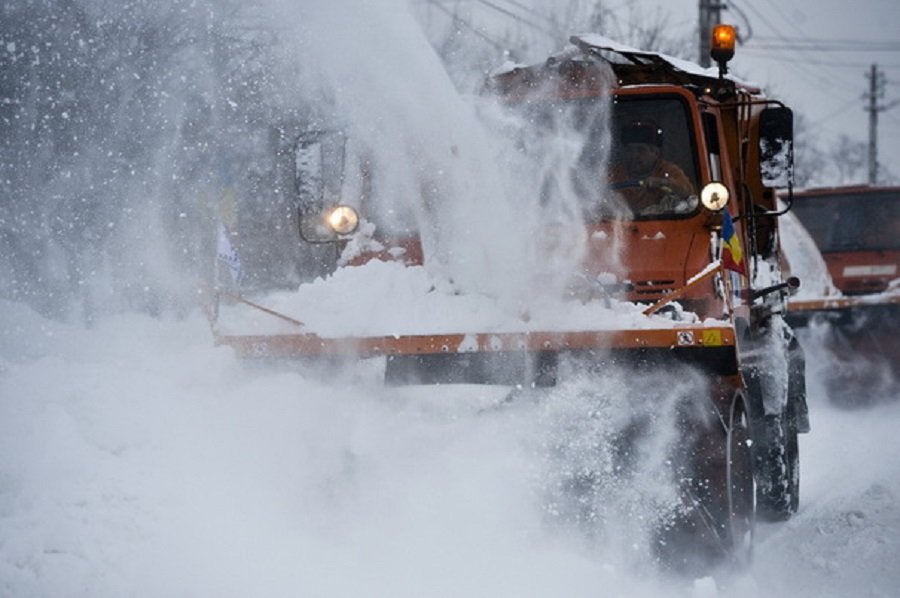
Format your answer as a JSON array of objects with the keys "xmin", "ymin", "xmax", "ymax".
[
  {"xmin": 700, "ymin": 182, "xmax": 730, "ymax": 211},
  {"xmin": 325, "ymin": 205, "xmax": 359, "ymax": 235}
]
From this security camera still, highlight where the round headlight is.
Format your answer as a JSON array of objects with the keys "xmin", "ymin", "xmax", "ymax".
[
  {"xmin": 700, "ymin": 182, "xmax": 730, "ymax": 211},
  {"xmin": 325, "ymin": 205, "xmax": 359, "ymax": 235}
]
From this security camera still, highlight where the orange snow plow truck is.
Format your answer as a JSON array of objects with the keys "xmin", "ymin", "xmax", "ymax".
[
  {"xmin": 784, "ymin": 185, "xmax": 900, "ymax": 398},
  {"xmin": 206, "ymin": 27, "xmax": 808, "ymax": 566}
]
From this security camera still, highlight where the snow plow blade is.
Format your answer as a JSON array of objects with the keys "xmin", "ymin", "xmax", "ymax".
[
  {"xmin": 786, "ymin": 292, "xmax": 900, "ymax": 399},
  {"xmin": 786, "ymin": 292, "xmax": 900, "ymax": 321},
  {"xmin": 212, "ymin": 325, "xmax": 739, "ymax": 386}
]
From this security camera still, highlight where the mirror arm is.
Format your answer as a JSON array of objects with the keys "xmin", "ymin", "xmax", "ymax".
[
  {"xmin": 761, "ymin": 181, "xmax": 794, "ymax": 217},
  {"xmin": 750, "ymin": 276, "xmax": 800, "ymax": 302}
]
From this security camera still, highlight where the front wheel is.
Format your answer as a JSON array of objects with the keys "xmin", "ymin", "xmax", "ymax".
[
  {"xmin": 726, "ymin": 395, "xmax": 755, "ymax": 564},
  {"xmin": 744, "ymin": 364, "xmax": 801, "ymax": 522},
  {"xmin": 656, "ymin": 392, "xmax": 755, "ymax": 572},
  {"xmin": 755, "ymin": 413, "xmax": 799, "ymax": 521}
]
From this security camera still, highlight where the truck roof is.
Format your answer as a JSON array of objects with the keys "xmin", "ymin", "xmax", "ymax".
[{"xmin": 488, "ymin": 34, "xmax": 762, "ymax": 97}]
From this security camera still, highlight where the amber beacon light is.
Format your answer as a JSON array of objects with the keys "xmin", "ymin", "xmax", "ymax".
[{"xmin": 711, "ymin": 24, "xmax": 736, "ymax": 77}]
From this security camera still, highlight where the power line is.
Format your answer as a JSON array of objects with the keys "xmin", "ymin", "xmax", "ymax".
[
  {"xmin": 729, "ymin": 0, "xmax": 788, "ymax": 42},
  {"xmin": 419, "ymin": 0, "xmax": 554, "ymax": 39},
  {"xmin": 738, "ymin": 50, "xmax": 900, "ymax": 69},
  {"xmin": 808, "ymin": 97, "xmax": 860, "ymax": 127},
  {"xmin": 728, "ymin": 0, "xmax": 830, "ymax": 90},
  {"xmin": 752, "ymin": 35, "xmax": 900, "ymax": 47},
  {"xmin": 745, "ymin": 43, "xmax": 900, "ymax": 53},
  {"xmin": 424, "ymin": 0, "xmax": 510, "ymax": 52},
  {"xmin": 726, "ymin": 0, "xmax": 876, "ymax": 162},
  {"xmin": 756, "ymin": 0, "xmax": 806, "ymax": 38},
  {"xmin": 493, "ymin": 0, "xmax": 550, "ymax": 23},
  {"xmin": 727, "ymin": 2, "xmax": 754, "ymax": 44},
  {"xmin": 472, "ymin": 0, "xmax": 555, "ymax": 38},
  {"xmin": 725, "ymin": 0, "xmax": 900, "ymax": 181},
  {"xmin": 729, "ymin": 0, "xmax": 862, "ymax": 95}
]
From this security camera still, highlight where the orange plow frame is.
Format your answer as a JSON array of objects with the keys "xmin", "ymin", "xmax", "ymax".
[{"xmin": 212, "ymin": 324, "xmax": 737, "ymax": 360}]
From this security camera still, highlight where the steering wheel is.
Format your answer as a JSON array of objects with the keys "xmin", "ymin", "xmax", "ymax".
[
  {"xmin": 609, "ymin": 178, "xmax": 698, "ymax": 215},
  {"xmin": 609, "ymin": 178, "xmax": 646, "ymax": 191}
]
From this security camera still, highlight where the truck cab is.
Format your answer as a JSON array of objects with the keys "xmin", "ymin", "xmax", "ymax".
[{"xmin": 790, "ymin": 185, "xmax": 900, "ymax": 295}]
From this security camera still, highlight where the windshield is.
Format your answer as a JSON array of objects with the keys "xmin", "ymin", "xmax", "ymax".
[
  {"xmin": 522, "ymin": 95, "xmax": 701, "ymax": 221},
  {"xmin": 792, "ymin": 190, "xmax": 900, "ymax": 252},
  {"xmin": 606, "ymin": 96, "xmax": 701, "ymax": 219}
]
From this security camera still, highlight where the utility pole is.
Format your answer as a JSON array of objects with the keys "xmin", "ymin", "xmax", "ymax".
[
  {"xmin": 865, "ymin": 64, "xmax": 883, "ymax": 184},
  {"xmin": 698, "ymin": 0, "xmax": 726, "ymax": 67},
  {"xmin": 864, "ymin": 64, "xmax": 900, "ymax": 184}
]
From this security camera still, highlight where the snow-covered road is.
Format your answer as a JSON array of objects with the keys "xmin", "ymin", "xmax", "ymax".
[{"xmin": 1, "ymin": 301, "xmax": 897, "ymax": 597}]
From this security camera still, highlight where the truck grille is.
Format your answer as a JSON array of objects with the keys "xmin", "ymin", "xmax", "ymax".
[{"xmin": 632, "ymin": 279, "xmax": 676, "ymax": 297}]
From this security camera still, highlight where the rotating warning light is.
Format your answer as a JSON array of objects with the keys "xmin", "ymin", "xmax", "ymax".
[{"xmin": 711, "ymin": 24, "xmax": 736, "ymax": 76}]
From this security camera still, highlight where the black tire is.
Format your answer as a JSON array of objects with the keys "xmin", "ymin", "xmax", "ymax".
[
  {"xmin": 744, "ymin": 366, "xmax": 800, "ymax": 522},
  {"xmin": 726, "ymin": 395, "xmax": 756, "ymax": 564},
  {"xmin": 753, "ymin": 412, "xmax": 799, "ymax": 522},
  {"xmin": 784, "ymin": 416, "xmax": 800, "ymax": 515}
]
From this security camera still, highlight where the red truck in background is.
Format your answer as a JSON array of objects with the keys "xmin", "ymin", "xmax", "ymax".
[{"xmin": 785, "ymin": 185, "xmax": 900, "ymax": 402}]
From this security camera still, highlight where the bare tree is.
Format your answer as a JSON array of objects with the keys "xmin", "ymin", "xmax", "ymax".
[
  {"xmin": 791, "ymin": 113, "xmax": 827, "ymax": 189},
  {"xmin": 828, "ymin": 134, "xmax": 868, "ymax": 185}
]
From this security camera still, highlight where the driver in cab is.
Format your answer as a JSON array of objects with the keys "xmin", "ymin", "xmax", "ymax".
[{"xmin": 609, "ymin": 120, "xmax": 696, "ymax": 216}]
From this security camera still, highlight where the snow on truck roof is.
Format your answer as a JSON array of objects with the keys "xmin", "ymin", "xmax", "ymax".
[
  {"xmin": 491, "ymin": 33, "xmax": 761, "ymax": 93},
  {"xmin": 572, "ymin": 34, "xmax": 716, "ymax": 75}
]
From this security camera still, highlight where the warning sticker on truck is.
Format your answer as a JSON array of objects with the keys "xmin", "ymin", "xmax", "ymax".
[
  {"xmin": 702, "ymin": 329, "xmax": 723, "ymax": 346},
  {"xmin": 677, "ymin": 331, "xmax": 695, "ymax": 345}
]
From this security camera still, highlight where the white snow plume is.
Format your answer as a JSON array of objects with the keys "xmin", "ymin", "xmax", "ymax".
[
  {"xmin": 0, "ymin": 303, "xmax": 740, "ymax": 597},
  {"xmin": 266, "ymin": 0, "xmax": 614, "ymax": 311},
  {"xmin": 796, "ymin": 312, "xmax": 899, "ymax": 406},
  {"xmin": 778, "ymin": 208, "xmax": 839, "ymax": 300},
  {"xmin": 4, "ymin": 300, "xmax": 900, "ymax": 597},
  {"xmin": 1, "ymin": 1, "xmax": 260, "ymax": 321},
  {"xmin": 531, "ymin": 359, "xmax": 717, "ymax": 572},
  {"xmin": 475, "ymin": 77, "xmax": 624, "ymax": 305},
  {"xmin": 779, "ymin": 204, "xmax": 899, "ymax": 404}
]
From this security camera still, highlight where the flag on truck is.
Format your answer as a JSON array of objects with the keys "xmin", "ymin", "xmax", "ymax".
[
  {"xmin": 721, "ymin": 210, "xmax": 746, "ymax": 276},
  {"xmin": 217, "ymin": 223, "xmax": 242, "ymax": 286}
]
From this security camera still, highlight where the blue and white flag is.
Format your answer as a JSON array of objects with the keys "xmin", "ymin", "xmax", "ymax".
[{"xmin": 216, "ymin": 223, "xmax": 242, "ymax": 286}]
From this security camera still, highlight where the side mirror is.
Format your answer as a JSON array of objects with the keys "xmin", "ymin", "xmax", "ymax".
[
  {"xmin": 295, "ymin": 130, "xmax": 349, "ymax": 243},
  {"xmin": 758, "ymin": 106, "xmax": 793, "ymax": 188}
]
